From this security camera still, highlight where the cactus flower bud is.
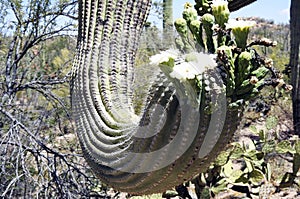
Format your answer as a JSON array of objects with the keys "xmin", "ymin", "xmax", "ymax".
[
  {"xmin": 202, "ymin": 14, "xmax": 215, "ymax": 53},
  {"xmin": 285, "ymin": 84, "xmax": 293, "ymax": 92},
  {"xmin": 189, "ymin": 20, "xmax": 204, "ymax": 47},
  {"xmin": 217, "ymin": 45, "xmax": 233, "ymax": 59},
  {"xmin": 226, "ymin": 19, "xmax": 256, "ymax": 49},
  {"xmin": 249, "ymin": 76, "xmax": 258, "ymax": 85},
  {"xmin": 238, "ymin": 51, "xmax": 252, "ymax": 62},
  {"xmin": 190, "ymin": 20, "xmax": 201, "ymax": 35},
  {"xmin": 202, "ymin": 13, "xmax": 215, "ymax": 26},
  {"xmin": 238, "ymin": 51, "xmax": 252, "ymax": 72},
  {"xmin": 175, "ymin": 18, "xmax": 188, "ymax": 37},
  {"xmin": 237, "ymin": 51, "xmax": 252, "ymax": 84},
  {"xmin": 263, "ymin": 58, "xmax": 273, "ymax": 68},
  {"xmin": 276, "ymin": 78, "xmax": 285, "ymax": 88},
  {"xmin": 182, "ymin": 2, "xmax": 198, "ymax": 24},
  {"xmin": 211, "ymin": 0, "xmax": 230, "ymax": 27}
]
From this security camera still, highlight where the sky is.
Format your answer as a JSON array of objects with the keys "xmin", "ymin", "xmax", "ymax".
[
  {"xmin": 173, "ymin": 0, "xmax": 290, "ymax": 24},
  {"xmin": 149, "ymin": 0, "xmax": 290, "ymax": 27}
]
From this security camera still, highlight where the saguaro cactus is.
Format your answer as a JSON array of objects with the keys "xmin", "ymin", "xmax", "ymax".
[
  {"xmin": 163, "ymin": 0, "xmax": 173, "ymax": 45},
  {"xmin": 71, "ymin": 0, "xmax": 288, "ymax": 195},
  {"xmin": 163, "ymin": 0, "xmax": 173, "ymax": 31}
]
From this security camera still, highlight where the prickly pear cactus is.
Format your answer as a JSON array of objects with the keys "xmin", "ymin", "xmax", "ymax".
[{"xmin": 71, "ymin": 0, "xmax": 291, "ymax": 195}]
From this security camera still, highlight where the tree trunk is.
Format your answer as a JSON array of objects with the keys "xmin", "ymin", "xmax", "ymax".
[{"xmin": 290, "ymin": 0, "xmax": 300, "ymax": 135}]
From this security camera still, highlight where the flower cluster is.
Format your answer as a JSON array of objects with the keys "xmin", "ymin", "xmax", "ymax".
[
  {"xmin": 151, "ymin": 0, "xmax": 292, "ymax": 107},
  {"xmin": 150, "ymin": 51, "xmax": 217, "ymax": 82}
]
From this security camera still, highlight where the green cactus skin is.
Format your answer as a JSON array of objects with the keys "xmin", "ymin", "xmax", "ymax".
[
  {"xmin": 194, "ymin": 0, "xmax": 211, "ymax": 16},
  {"xmin": 211, "ymin": 0, "xmax": 230, "ymax": 28},
  {"xmin": 174, "ymin": 18, "xmax": 193, "ymax": 52},
  {"xmin": 189, "ymin": 20, "xmax": 205, "ymax": 49},
  {"xmin": 183, "ymin": 3, "xmax": 198, "ymax": 25},
  {"xmin": 250, "ymin": 67, "xmax": 269, "ymax": 80},
  {"xmin": 163, "ymin": 0, "xmax": 173, "ymax": 41},
  {"xmin": 72, "ymin": 0, "xmax": 244, "ymax": 195},
  {"xmin": 202, "ymin": 13, "xmax": 216, "ymax": 53},
  {"xmin": 175, "ymin": 37, "xmax": 186, "ymax": 52},
  {"xmin": 175, "ymin": 18, "xmax": 188, "ymax": 36},
  {"xmin": 235, "ymin": 79, "xmax": 254, "ymax": 95},
  {"xmin": 236, "ymin": 51, "xmax": 252, "ymax": 86},
  {"xmin": 217, "ymin": 45, "xmax": 236, "ymax": 96},
  {"xmin": 72, "ymin": 0, "xmax": 281, "ymax": 196}
]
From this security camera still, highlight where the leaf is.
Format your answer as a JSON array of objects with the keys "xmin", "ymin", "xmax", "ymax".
[
  {"xmin": 200, "ymin": 188, "xmax": 211, "ymax": 199},
  {"xmin": 258, "ymin": 130, "xmax": 267, "ymax": 142},
  {"xmin": 265, "ymin": 116, "xmax": 278, "ymax": 130},
  {"xmin": 275, "ymin": 140, "xmax": 295, "ymax": 154},
  {"xmin": 222, "ymin": 161, "xmax": 233, "ymax": 177},
  {"xmin": 228, "ymin": 170, "xmax": 244, "ymax": 183},
  {"xmin": 210, "ymin": 181, "xmax": 228, "ymax": 195},
  {"xmin": 246, "ymin": 140, "xmax": 256, "ymax": 151},
  {"xmin": 243, "ymin": 139, "xmax": 256, "ymax": 150},
  {"xmin": 162, "ymin": 190, "xmax": 177, "ymax": 198},
  {"xmin": 251, "ymin": 186, "xmax": 260, "ymax": 194},
  {"xmin": 249, "ymin": 125, "xmax": 258, "ymax": 134},
  {"xmin": 266, "ymin": 163, "xmax": 272, "ymax": 181},
  {"xmin": 230, "ymin": 144, "xmax": 244, "ymax": 159},
  {"xmin": 215, "ymin": 151, "xmax": 230, "ymax": 166},
  {"xmin": 249, "ymin": 169, "xmax": 265, "ymax": 185},
  {"xmin": 199, "ymin": 173, "xmax": 207, "ymax": 185},
  {"xmin": 262, "ymin": 141, "xmax": 275, "ymax": 154},
  {"xmin": 259, "ymin": 129, "xmax": 266, "ymax": 141},
  {"xmin": 295, "ymin": 139, "xmax": 300, "ymax": 154},
  {"xmin": 245, "ymin": 150, "xmax": 259, "ymax": 161},
  {"xmin": 232, "ymin": 174, "xmax": 249, "ymax": 186},
  {"xmin": 245, "ymin": 159, "xmax": 254, "ymax": 173},
  {"xmin": 279, "ymin": 172, "xmax": 294, "ymax": 188}
]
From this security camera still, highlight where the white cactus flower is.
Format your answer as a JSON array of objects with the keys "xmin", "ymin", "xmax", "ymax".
[
  {"xmin": 170, "ymin": 62, "xmax": 199, "ymax": 81},
  {"xmin": 150, "ymin": 50, "xmax": 179, "ymax": 65},
  {"xmin": 211, "ymin": 0, "xmax": 229, "ymax": 14},
  {"xmin": 170, "ymin": 52, "xmax": 217, "ymax": 81},
  {"xmin": 225, "ymin": 18, "xmax": 256, "ymax": 30},
  {"xmin": 211, "ymin": 0, "xmax": 228, "ymax": 7}
]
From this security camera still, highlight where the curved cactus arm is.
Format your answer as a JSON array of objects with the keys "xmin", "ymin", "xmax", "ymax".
[
  {"xmin": 195, "ymin": 0, "xmax": 257, "ymax": 16},
  {"xmin": 228, "ymin": 0, "xmax": 257, "ymax": 12},
  {"xmin": 71, "ymin": 0, "xmax": 243, "ymax": 195}
]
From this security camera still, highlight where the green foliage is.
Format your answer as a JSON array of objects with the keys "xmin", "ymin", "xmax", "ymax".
[
  {"xmin": 194, "ymin": 122, "xmax": 299, "ymax": 198},
  {"xmin": 265, "ymin": 116, "xmax": 278, "ymax": 130}
]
